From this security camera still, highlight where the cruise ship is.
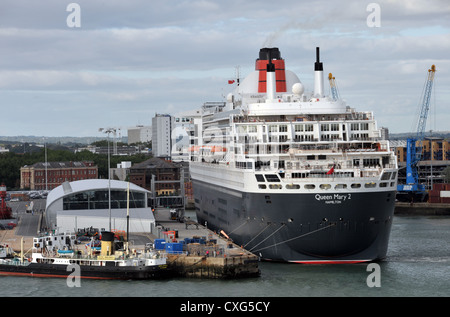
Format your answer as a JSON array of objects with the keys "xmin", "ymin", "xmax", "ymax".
[{"xmin": 189, "ymin": 47, "xmax": 398, "ymax": 263}]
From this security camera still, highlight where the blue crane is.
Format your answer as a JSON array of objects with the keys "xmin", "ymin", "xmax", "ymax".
[{"xmin": 397, "ymin": 65, "xmax": 436, "ymax": 201}]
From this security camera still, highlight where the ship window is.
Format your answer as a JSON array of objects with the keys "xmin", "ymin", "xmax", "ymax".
[
  {"xmin": 381, "ymin": 172, "xmax": 391, "ymax": 180},
  {"xmin": 379, "ymin": 182, "xmax": 388, "ymax": 188},
  {"xmin": 351, "ymin": 183, "xmax": 361, "ymax": 188},
  {"xmin": 304, "ymin": 124, "xmax": 313, "ymax": 132},
  {"xmin": 286, "ymin": 184, "xmax": 300, "ymax": 189},
  {"xmin": 264, "ymin": 174, "xmax": 280, "ymax": 182},
  {"xmin": 335, "ymin": 184, "xmax": 347, "ymax": 189},
  {"xmin": 363, "ymin": 158, "xmax": 380, "ymax": 167},
  {"xmin": 269, "ymin": 184, "xmax": 282, "ymax": 189},
  {"xmin": 365, "ymin": 182, "xmax": 376, "ymax": 188},
  {"xmin": 304, "ymin": 184, "xmax": 315, "ymax": 189},
  {"xmin": 258, "ymin": 184, "xmax": 267, "ymax": 189},
  {"xmin": 292, "ymin": 172, "xmax": 308, "ymax": 178},
  {"xmin": 255, "ymin": 174, "xmax": 265, "ymax": 182},
  {"xmin": 269, "ymin": 125, "xmax": 278, "ymax": 132},
  {"xmin": 320, "ymin": 184, "xmax": 331, "ymax": 190},
  {"xmin": 391, "ymin": 172, "xmax": 397, "ymax": 180}
]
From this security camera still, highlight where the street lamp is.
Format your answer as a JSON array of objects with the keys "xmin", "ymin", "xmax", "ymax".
[{"xmin": 99, "ymin": 127, "xmax": 116, "ymax": 231}]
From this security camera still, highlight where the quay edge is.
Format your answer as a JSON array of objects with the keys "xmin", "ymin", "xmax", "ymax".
[
  {"xmin": 394, "ymin": 202, "xmax": 450, "ymax": 216},
  {"xmin": 166, "ymin": 253, "xmax": 260, "ymax": 279}
]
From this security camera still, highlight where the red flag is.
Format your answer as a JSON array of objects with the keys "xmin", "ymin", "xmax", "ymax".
[
  {"xmin": 326, "ymin": 164, "xmax": 335, "ymax": 175},
  {"xmin": 228, "ymin": 80, "xmax": 235, "ymax": 84}
]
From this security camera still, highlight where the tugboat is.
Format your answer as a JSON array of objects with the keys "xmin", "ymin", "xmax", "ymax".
[{"xmin": 0, "ymin": 231, "xmax": 169, "ymax": 280}]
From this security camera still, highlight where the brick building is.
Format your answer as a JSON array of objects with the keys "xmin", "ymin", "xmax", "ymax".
[
  {"xmin": 128, "ymin": 157, "xmax": 181, "ymax": 196},
  {"xmin": 395, "ymin": 137, "xmax": 450, "ymax": 162},
  {"xmin": 20, "ymin": 161, "xmax": 98, "ymax": 190}
]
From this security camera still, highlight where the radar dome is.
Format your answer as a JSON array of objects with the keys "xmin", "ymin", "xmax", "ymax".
[{"xmin": 292, "ymin": 82, "xmax": 304, "ymax": 95}]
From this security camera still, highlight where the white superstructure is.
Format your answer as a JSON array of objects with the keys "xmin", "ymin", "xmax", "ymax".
[{"xmin": 190, "ymin": 47, "xmax": 398, "ymax": 196}]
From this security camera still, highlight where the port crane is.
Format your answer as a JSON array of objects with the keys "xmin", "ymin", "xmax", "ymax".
[
  {"xmin": 328, "ymin": 73, "xmax": 340, "ymax": 100},
  {"xmin": 397, "ymin": 64, "xmax": 436, "ymax": 202}
]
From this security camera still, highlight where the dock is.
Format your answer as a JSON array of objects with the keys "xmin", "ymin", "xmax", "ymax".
[
  {"xmin": 0, "ymin": 206, "xmax": 260, "ymax": 279},
  {"xmin": 151, "ymin": 208, "xmax": 260, "ymax": 279}
]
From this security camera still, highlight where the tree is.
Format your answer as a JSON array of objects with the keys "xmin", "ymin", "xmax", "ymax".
[{"xmin": 443, "ymin": 166, "xmax": 450, "ymax": 183}]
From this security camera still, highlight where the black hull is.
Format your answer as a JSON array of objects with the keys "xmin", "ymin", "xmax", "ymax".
[
  {"xmin": 0, "ymin": 262, "xmax": 169, "ymax": 280},
  {"xmin": 193, "ymin": 179, "xmax": 396, "ymax": 263}
]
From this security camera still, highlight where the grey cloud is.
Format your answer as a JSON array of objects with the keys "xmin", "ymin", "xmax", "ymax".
[{"xmin": 0, "ymin": 0, "xmax": 449, "ymax": 136}]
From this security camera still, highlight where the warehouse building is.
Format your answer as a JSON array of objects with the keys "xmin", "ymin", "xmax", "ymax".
[{"xmin": 45, "ymin": 179, "xmax": 155, "ymax": 234}]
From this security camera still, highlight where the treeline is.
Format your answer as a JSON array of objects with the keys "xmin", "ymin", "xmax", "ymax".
[{"xmin": 0, "ymin": 148, "xmax": 151, "ymax": 190}]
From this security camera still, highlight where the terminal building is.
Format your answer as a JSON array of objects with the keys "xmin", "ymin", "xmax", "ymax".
[{"xmin": 45, "ymin": 179, "xmax": 156, "ymax": 234}]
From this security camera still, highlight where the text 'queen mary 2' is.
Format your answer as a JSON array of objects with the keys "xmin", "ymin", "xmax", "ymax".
[{"xmin": 189, "ymin": 47, "xmax": 398, "ymax": 264}]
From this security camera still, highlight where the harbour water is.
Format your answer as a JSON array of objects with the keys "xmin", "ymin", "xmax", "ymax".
[{"xmin": 0, "ymin": 215, "xmax": 448, "ymax": 298}]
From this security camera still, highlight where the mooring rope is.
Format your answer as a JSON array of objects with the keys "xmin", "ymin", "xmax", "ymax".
[
  {"xmin": 227, "ymin": 218, "xmax": 249, "ymax": 236},
  {"xmin": 251, "ymin": 223, "xmax": 336, "ymax": 253},
  {"xmin": 244, "ymin": 223, "xmax": 273, "ymax": 248},
  {"xmin": 248, "ymin": 223, "xmax": 287, "ymax": 252}
]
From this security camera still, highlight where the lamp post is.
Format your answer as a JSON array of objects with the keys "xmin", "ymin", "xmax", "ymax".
[{"xmin": 99, "ymin": 127, "xmax": 116, "ymax": 231}]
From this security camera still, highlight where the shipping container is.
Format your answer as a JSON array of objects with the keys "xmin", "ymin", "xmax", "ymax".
[
  {"xmin": 429, "ymin": 197, "xmax": 440, "ymax": 203},
  {"xmin": 440, "ymin": 197, "xmax": 450, "ymax": 204},
  {"xmin": 154, "ymin": 239, "xmax": 166, "ymax": 250},
  {"xmin": 440, "ymin": 191, "xmax": 450, "ymax": 198},
  {"xmin": 165, "ymin": 242, "xmax": 183, "ymax": 254},
  {"xmin": 429, "ymin": 190, "xmax": 440, "ymax": 197}
]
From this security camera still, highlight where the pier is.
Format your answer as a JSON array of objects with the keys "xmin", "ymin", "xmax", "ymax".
[{"xmin": 151, "ymin": 207, "xmax": 260, "ymax": 279}]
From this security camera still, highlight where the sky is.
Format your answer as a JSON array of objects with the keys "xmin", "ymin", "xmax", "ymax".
[{"xmin": 0, "ymin": 0, "xmax": 449, "ymax": 138}]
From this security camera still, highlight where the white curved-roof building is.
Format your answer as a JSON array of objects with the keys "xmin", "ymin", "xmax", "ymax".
[{"xmin": 45, "ymin": 179, "xmax": 155, "ymax": 233}]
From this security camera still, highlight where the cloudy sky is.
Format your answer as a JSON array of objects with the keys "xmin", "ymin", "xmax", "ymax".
[{"xmin": 0, "ymin": 0, "xmax": 449, "ymax": 138}]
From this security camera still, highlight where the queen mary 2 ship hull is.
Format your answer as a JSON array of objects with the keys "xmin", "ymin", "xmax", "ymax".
[
  {"xmin": 188, "ymin": 46, "xmax": 398, "ymax": 263},
  {"xmin": 192, "ymin": 177, "xmax": 395, "ymax": 263}
]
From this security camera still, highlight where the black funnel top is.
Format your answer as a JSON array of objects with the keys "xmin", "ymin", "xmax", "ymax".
[
  {"xmin": 259, "ymin": 47, "xmax": 281, "ymax": 60},
  {"xmin": 315, "ymin": 47, "xmax": 323, "ymax": 71}
]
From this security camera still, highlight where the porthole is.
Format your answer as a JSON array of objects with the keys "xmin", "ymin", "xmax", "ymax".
[{"xmin": 269, "ymin": 184, "xmax": 282, "ymax": 189}]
